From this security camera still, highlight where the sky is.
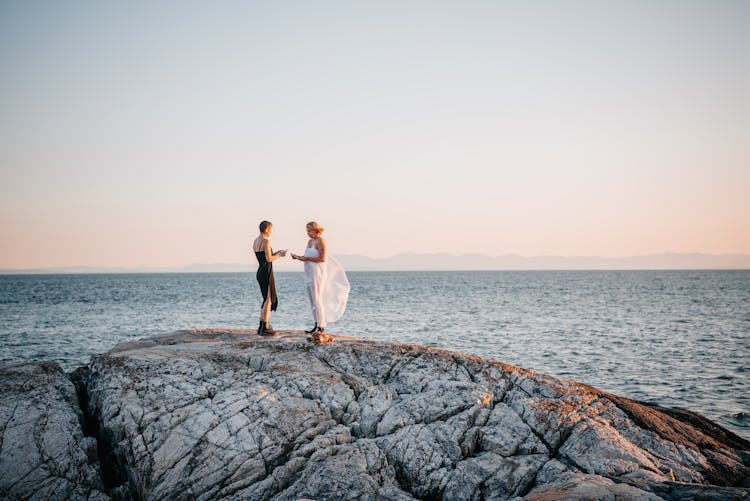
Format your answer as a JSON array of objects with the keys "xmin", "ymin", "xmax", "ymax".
[{"xmin": 1, "ymin": 1, "xmax": 749, "ymax": 269}]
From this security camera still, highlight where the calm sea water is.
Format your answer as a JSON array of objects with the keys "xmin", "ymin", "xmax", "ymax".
[{"xmin": 1, "ymin": 270, "xmax": 748, "ymax": 439}]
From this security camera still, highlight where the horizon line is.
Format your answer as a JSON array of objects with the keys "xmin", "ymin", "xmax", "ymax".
[{"xmin": 2, "ymin": 251, "xmax": 750, "ymax": 274}]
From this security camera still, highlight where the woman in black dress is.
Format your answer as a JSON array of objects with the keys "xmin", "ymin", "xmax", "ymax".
[{"xmin": 252, "ymin": 220, "xmax": 286, "ymax": 336}]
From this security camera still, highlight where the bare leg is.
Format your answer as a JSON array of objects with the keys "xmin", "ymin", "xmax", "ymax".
[
  {"xmin": 257, "ymin": 297, "xmax": 278, "ymax": 336},
  {"xmin": 260, "ymin": 298, "xmax": 271, "ymax": 323}
]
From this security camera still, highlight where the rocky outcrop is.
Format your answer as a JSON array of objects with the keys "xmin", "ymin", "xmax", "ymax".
[
  {"xmin": 0, "ymin": 362, "xmax": 108, "ymax": 500},
  {"xmin": 2, "ymin": 329, "xmax": 750, "ymax": 500}
]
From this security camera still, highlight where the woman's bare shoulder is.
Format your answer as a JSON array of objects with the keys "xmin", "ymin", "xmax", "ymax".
[{"xmin": 254, "ymin": 237, "xmax": 270, "ymax": 250}]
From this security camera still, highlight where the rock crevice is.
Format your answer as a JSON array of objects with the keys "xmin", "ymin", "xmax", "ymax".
[{"xmin": 0, "ymin": 362, "xmax": 110, "ymax": 500}]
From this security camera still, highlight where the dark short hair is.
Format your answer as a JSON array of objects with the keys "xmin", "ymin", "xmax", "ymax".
[{"xmin": 259, "ymin": 220, "xmax": 272, "ymax": 233}]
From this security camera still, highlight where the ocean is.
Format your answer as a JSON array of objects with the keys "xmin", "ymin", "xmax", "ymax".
[{"xmin": 1, "ymin": 270, "xmax": 748, "ymax": 440}]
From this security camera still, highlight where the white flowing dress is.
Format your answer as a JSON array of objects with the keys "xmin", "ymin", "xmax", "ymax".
[{"xmin": 304, "ymin": 245, "xmax": 350, "ymax": 327}]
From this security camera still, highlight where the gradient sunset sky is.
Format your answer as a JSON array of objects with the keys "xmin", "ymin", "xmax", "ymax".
[{"xmin": 1, "ymin": 1, "xmax": 749, "ymax": 268}]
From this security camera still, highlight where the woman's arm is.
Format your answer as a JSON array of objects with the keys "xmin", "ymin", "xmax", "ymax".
[{"xmin": 264, "ymin": 240, "xmax": 286, "ymax": 262}]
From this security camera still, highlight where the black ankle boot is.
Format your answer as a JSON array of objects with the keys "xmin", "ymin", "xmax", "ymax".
[
  {"xmin": 305, "ymin": 323, "xmax": 318, "ymax": 334},
  {"xmin": 259, "ymin": 321, "xmax": 277, "ymax": 336}
]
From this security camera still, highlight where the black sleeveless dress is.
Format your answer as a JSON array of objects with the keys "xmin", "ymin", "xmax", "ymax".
[{"xmin": 255, "ymin": 250, "xmax": 278, "ymax": 311}]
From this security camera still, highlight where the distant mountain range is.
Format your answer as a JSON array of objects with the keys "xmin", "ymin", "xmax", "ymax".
[
  {"xmin": 334, "ymin": 252, "xmax": 750, "ymax": 271},
  {"xmin": 2, "ymin": 253, "xmax": 749, "ymax": 274}
]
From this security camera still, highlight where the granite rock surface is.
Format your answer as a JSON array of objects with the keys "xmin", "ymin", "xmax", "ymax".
[
  {"xmin": 3, "ymin": 329, "xmax": 750, "ymax": 500},
  {"xmin": 0, "ymin": 362, "xmax": 108, "ymax": 500}
]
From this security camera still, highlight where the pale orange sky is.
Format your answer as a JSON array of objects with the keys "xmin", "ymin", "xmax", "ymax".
[{"xmin": 1, "ymin": 2, "xmax": 749, "ymax": 269}]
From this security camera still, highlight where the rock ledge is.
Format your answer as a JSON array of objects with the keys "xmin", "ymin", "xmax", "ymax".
[{"xmin": 2, "ymin": 329, "xmax": 749, "ymax": 500}]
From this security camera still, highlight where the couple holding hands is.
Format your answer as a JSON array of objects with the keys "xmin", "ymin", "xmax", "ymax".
[{"xmin": 252, "ymin": 220, "xmax": 350, "ymax": 344}]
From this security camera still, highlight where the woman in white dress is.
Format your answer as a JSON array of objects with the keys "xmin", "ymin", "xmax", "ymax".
[{"xmin": 291, "ymin": 221, "xmax": 350, "ymax": 344}]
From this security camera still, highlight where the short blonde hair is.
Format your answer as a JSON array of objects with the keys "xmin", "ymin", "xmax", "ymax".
[{"xmin": 306, "ymin": 221, "xmax": 324, "ymax": 236}]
